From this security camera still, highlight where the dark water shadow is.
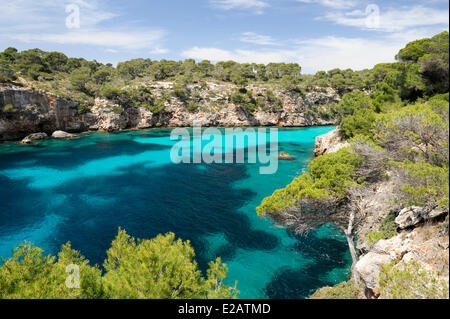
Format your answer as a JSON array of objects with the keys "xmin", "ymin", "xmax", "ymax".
[
  {"xmin": 43, "ymin": 162, "xmax": 280, "ymax": 272},
  {"xmin": 264, "ymin": 231, "xmax": 350, "ymax": 298}
]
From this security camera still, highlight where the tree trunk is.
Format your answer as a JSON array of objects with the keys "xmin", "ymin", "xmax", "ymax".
[{"xmin": 345, "ymin": 210, "xmax": 360, "ymax": 283}]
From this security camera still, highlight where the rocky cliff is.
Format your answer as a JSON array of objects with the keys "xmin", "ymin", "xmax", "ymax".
[
  {"xmin": 312, "ymin": 131, "xmax": 450, "ymax": 299},
  {"xmin": 0, "ymin": 83, "xmax": 340, "ymax": 141},
  {"xmin": 313, "ymin": 128, "xmax": 350, "ymax": 156},
  {"xmin": 0, "ymin": 86, "xmax": 86, "ymax": 140}
]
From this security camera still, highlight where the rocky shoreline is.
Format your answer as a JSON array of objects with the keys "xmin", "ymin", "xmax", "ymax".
[{"xmin": 0, "ymin": 84, "xmax": 339, "ymax": 142}]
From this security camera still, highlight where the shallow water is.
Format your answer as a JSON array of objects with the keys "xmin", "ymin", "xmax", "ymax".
[{"xmin": 0, "ymin": 126, "xmax": 351, "ymax": 298}]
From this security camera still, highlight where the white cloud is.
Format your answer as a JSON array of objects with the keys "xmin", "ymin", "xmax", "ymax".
[
  {"xmin": 296, "ymin": 29, "xmax": 447, "ymax": 73},
  {"xmin": 322, "ymin": 5, "xmax": 449, "ymax": 32},
  {"xmin": 182, "ymin": 46, "xmax": 299, "ymax": 64},
  {"xmin": 0, "ymin": 0, "xmax": 116, "ymax": 30},
  {"xmin": 149, "ymin": 47, "xmax": 170, "ymax": 54},
  {"xmin": 183, "ymin": 31, "xmax": 437, "ymax": 73},
  {"xmin": 239, "ymin": 32, "xmax": 278, "ymax": 45},
  {"xmin": 296, "ymin": 0, "xmax": 359, "ymax": 9},
  {"xmin": 295, "ymin": 36, "xmax": 401, "ymax": 73},
  {"xmin": 0, "ymin": 0, "xmax": 167, "ymax": 52},
  {"xmin": 7, "ymin": 29, "xmax": 167, "ymax": 50},
  {"xmin": 209, "ymin": 0, "xmax": 269, "ymax": 14}
]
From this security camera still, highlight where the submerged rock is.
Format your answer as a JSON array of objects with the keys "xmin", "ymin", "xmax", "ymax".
[
  {"xmin": 52, "ymin": 130, "xmax": 76, "ymax": 139},
  {"xmin": 278, "ymin": 152, "xmax": 295, "ymax": 160},
  {"xmin": 20, "ymin": 132, "xmax": 48, "ymax": 144}
]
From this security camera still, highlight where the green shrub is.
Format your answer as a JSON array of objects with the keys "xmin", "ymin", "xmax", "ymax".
[
  {"xmin": 265, "ymin": 89, "xmax": 282, "ymax": 109},
  {"xmin": 379, "ymin": 261, "xmax": 449, "ymax": 299},
  {"xmin": 0, "ymin": 229, "xmax": 238, "ymax": 299},
  {"xmin": 366, "ymin": 211, "xmax": 397, "ymax": 245},
  {"xmin": 0, "ymin": 61, "xmax": 17, "ymax": 83},
  {"xmin": 101, "ymin": 88, "xmax": 132, "ymax": 106},
  {"xmin": 186, "ymin": 102, "xmax": 200, "ymax": 112},
  {"xmin": 77, "ymin": 102, "xmax": 91, "ymax": 115},
  {"xmin": 147, "ymin": 99, "xmax": 166, "ymax": 114},
  {"xmin": 340, "ymin": 109, "xmax": 377, "ymax": 139},
  {"xmin": 336, "ymin": 91, "xmax": 374, "ymax": 117},
  {"xmin": 2, "ymin": 104, "xmax": 16, "ymax": 112},
  {"xmin": 111, "ymin": 105, "xmax": 124, "ymax": 115},
  {"xmin": 391, "ymin": 160, "xmax": 449, "ymax": 208},
  {"xmin": 231, "ymin": 92, "xmax": 257, "ymax": 113},
  {"xmin": 309, "ymin": 281, "xmax": 361, "ymax": 299},
  {"xmin": 172, "ymin": 84, "xmax": 189, "ymax": 101}
]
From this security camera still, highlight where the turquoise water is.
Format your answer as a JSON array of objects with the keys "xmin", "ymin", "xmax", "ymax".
[{"xmin": 0, "ymin": 126, "xmax": 351, "ymax": 298}]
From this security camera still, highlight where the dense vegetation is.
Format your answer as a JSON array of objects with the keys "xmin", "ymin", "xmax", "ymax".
[
  {"xmin": 0, "ymin": 39, "xmax": 422, "ymax": 116},
  {"xmin": 257, "ymin": 31, "xmax": 449, "ymax": 298},
  {"xmin": 0, "ymin": 229, "xmax": 237, "ymax": 299}
]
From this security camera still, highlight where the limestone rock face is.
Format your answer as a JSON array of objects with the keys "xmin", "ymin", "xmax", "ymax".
[
  {"xmin": 355, "ymin": 252, "xmax": 394, "ymax": 290},
  {"xmin": 1, "ymin": 84, "xmax": 341, "ymax": 141},
  {"xmin": 313, "ymin": 128, "xmax": 350, "ymax": 156},
  {"xmin": 355, "ymin": 222, "xmax": 449, "ymax": 297},
  {"xmin": 395, "ymin": 206, "xmax": 448, "ymax": 230},
  {"xmin": 20, "ymin": 132, "xmax": 48, "ymax": 144},
  {"xmin": 427, "ymin": 207, "xmax": 449, "ymax": 220},
  {"xmin": 395, "ymin": 206, "xmax": 425, "ymax": 229},
  {"xmin": 0, "ymin": 86, "xmax": 86, "ymax": 141},
  {"xmin": 52, "ymin": 130, "xmax": 76, "ymax": 139}
]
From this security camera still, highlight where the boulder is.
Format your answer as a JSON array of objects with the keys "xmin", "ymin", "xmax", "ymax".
[
  {"xmin": 395, "ymin": 206, "xmax": 424, "ymax": 230},
  {"xmin": 426, "ymin": 207, "xmax": 448, "ymax": 220},
  {"xmin": 395, "ymin": 206, "xmax": 448, "ymax": 230},
  {"xmin": 52, "ymin": 130, "xmax": 76, "ymax": 139},
  {"xmin": 20, "ymin": 132, "xmax": 48, "ymax": 144},
  {"xmin": 278, "ymin": 152, "xmax": 295, "ymax": 160},
  {"xmin": 355, "ymin": 251, "xmax": 394, "ymax": 289}
]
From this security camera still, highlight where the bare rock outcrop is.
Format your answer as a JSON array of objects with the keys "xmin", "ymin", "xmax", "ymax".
[
  {"xmin": 313, "ymin": 128, "xmax": 350, "ymax": 156},
  {"xmin": 0, "ymin": 86, "xmax": 87, "ymax": 140},
  {"xmin": 20, "ymin": 132, "xmax": 47, "ymax": 144},
  {"xmin": 355, "ymin": 221, "xmax": 449, "ymax": 297},
  {"xmin": 52, "ymin": 130, "xmax": 76, "ymax": 139},
  {"xmin": 395, "ymin": 206, "xmax": 449, "ymax": 230}
]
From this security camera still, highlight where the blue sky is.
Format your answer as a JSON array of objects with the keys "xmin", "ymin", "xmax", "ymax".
[{"xmin": 0, "ymin": 0, "xmax": 448, "ymax": 73}]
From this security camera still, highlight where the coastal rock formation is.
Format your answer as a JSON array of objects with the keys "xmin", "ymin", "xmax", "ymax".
[
  {"xmin": 0, "ymin": 84, "xmax": 340, "ymax": 141},
  {"xmin": 52, "ymin": 130, "xmax": 76, "ymax": 139},
  {"xmin": 355, "ymin": 222, "xmax": 449, "ymax": 297},
  {"xmin": 20, "ymin": 132, "xmax": 47, "ymax": 144},
  {"xmin": 278, "ymin": 152, "xmax": 295, "ymax": 160},
  {"xmin": 312, "ymin": 134, "xmax": 449, "ymax": 299},
  {"xmin": 395, "ymin": 206, "xmax": 449, "ymax": 230},
  {"xmin": 0, "ymin": 86, "xmax": 87, "ymax": 141},
  {"xmin": 395, "ymin": 206, "xmax": 425, "ymax": 230},
  {"xmin": 313, "ymin": 128, "xmax": 350, "ymax": 157}
]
